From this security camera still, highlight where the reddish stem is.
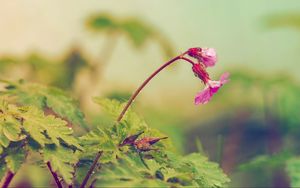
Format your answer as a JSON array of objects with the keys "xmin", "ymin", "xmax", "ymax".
[
  {"xmin": 0, "ymin": 171, "xmax": 14, "ymax": 188},
  {"xmin": 116, "ymin": 53, "xmax": 194, "ymax": 122},
  {"xmin": 47, "ymin": 162, "xmax": 63, "ymax": 188},
  {"xmin": 81, "ymin": 52, "xmax": 195, "ymax": 188},
  {"xmin": 79, "ymin": 151, "xmax": 103, "ymax": 188}
]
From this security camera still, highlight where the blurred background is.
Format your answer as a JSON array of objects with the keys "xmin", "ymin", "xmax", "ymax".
[{"xmin": 1, "ymin": 0, "xmax": 300, "ymax": 187}]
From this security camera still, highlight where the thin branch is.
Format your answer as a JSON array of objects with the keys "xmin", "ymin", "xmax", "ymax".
[
  {"xmin": 0, "ymin": 171, "xmax": 14, "ymax": 188},
  {"xmin": 79, "ymin": 151, "xmax": 103, "ymax": 188},
  {"xmin": 47, "ymin": 162, "xmax": 63, "ymax": 188}
]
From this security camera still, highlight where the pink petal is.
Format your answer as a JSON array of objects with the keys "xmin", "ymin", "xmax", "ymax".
[
  {"xmin": 194, "ymin": 86, "xmax": 212, "ymax": 105},
  {"xmin": 194, "ymin": 73, "xmax": 230, "ymax": 105},
  {"xmin": 200, "ymin": 48, "xmax": 217, "ymax": 67},
  {"xmin": 220, "ymin": 72, "xmax": 230, "ymax": 84}
]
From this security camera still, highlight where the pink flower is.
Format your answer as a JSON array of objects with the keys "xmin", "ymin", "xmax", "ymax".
[
  {"xmin": 194, "ymin": 72, "xmax": 229, "ymax": 105},
  {"xmin": 187, "ymin": 47, "xmax": 217, "ymax": 67}
]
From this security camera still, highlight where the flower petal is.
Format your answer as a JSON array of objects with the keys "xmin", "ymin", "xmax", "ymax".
[
  {"xmin": 194, "ymin": 86, "xmax": 212, "ymax": 105},
  {"xmin": 220, "ymin": 72, "xmax": 230, "ymax": 84},
  {"xmin": 195, "ymin": 73, "xmax": 229, "ymax": 105},
  {"xmin": 200, "ymin": 48, "xmax": 217, "ymax": 67}
]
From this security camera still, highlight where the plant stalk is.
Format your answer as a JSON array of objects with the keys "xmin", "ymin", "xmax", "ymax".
[
  {"xmin": 47, "ymin": 162, "xmax": 63, "ymax": 188},
  {"xmin": 0, "ymin": 171, "xmax": 14, "ymax": 188},
  {"xmin": 81, "ymin": 52, "xmax": 194, "ymax": 187},
  {"xmin": 79, "ymin": 151, "xmax": 103, "ymax": 188},
  {"xmin": 116, "ymin": 54, "xmax": 192, "ymax": 122}
]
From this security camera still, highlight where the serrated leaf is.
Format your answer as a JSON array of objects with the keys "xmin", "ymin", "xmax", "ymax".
[
  {"xmin": 0, "ymin": 128, "xmax": 10, "ymax": 148},
  {"xmin": 93, "ymin": 98, "xmax": 147, "ymax": 134},
  {"xmin": 21, "ymin": 106, "xmax": 81, "ymax": 149},
  {"xmin": 2, "ymin": 118, "xmax": 23, "ymax": 142},
  {"xmin": 183, "ymin": 153, "xmax": 230, "ymax": 188},
  {"xmin": 5, "ymin": 148, "xmax": 26, "ymax": 173},
  {"xmin": 95, "ymin": 153, "xmax": 169, "ymax": 187},
  {"xmin": 1, "ymin": 81, "xmax": 87, "ymax": 129},
  {"xmin": 43, "ymin": 145, "xmax": 78, "ymax": 185},
  {"xmin": 43, "ymin": 86, "xmax": 86, "ymax": 128},
  {"xmin": 79, "ymin": 128, "xmax": 120, "ymax": 164}
]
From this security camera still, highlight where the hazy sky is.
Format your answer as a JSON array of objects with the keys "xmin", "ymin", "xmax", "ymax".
[
  {"xmin": 1, "ymin": 1, "xmax": 299, "ymax": 64},
  {"xmin": 0, "ymin": 0, "xmax": 300, "ymax": 107}
]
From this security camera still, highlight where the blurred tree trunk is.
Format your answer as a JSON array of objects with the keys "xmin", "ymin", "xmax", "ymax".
[
  {"xmin": 221, "ymin": 110, "xmax": 249, "ymax": 174},
  {"xmin": 264, "ymin": 93, "xmax": 290, "ymax": 188}
]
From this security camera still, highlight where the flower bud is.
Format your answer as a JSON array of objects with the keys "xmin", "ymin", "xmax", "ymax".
[
  {"xmin": 119, "ymin": 131, "xmax": 144, "ymax": 147},
  {"xmin": 134, "ymin": 137, "xmax": 168, "ymax": 152}
]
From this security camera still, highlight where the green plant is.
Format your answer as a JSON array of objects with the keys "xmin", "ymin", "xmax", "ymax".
[{"xmin": 0, "ymin": 48, "xmax": 229, "ymax": 187}]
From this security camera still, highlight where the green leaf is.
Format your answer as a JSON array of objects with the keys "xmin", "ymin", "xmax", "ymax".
[
  {"xmin": 184, "ymin": 153, "xmax": 230, "ymax": 187},
  {"xmin": 21, "ymin": 106, "xmax": 81, "ymax": 149},
  {"xmin": 0, "ymin": 101, "xmax": 26, "ymax": 147},
  {"xmin": 79, "ymin": 127, "xmax": 120, "ymax": 164},
  {"xmin": 2, "ymin": 119, "xmax": 23, "ymax": 142},
  {"xmin": 43, "ymin": 145, "xmax": 78, "ymax": 185},
  {"xmin": 0, "ymin": 127, "xmax": 10, "ymax": 148},
  {"xmin": 43, "ymin": 86, "xmax": 87, "ymax": 128},
  {"xmin": 1, "ymin": 81, "xmax": 87, "ymax": 129},
  {"xmin": 93, "ymin": 98, "xmax": 147, "ymax": 133},
  {"xmin": 5, "ymin": 148, "xmax": 26, "ymax": 173},
  {"xmin": 286, "ymin": 157, "xmax": 300, "ymax": 188},
  {"xmin": 95, "ymin": 153, "xmax": 169, "ymax": 187},
  {"xmin": 153, "ymin": 151, "xmax": 230, "ymax": 187}
]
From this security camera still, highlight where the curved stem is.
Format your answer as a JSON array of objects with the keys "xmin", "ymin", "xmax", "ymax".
[
  {"xmin": 116, "ymin": 53, "xmax": 193, "ymax": 122},
  {"xmin": 0, "ymin": 171, "xmax": 14, "ymax": 188},
  {"xmin": 47, "ymin": 162, "xmax": 63, "ymax": 188},
  {"xmin": 79, "ymin": 151, "xmax": 103, "ymax": 188},
  {"xmin": 80, "ymin": 52, "xmax": 195, "ymax": 188}
]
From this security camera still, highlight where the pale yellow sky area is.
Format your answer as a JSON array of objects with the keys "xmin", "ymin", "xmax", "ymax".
[{"xmin": 0, "ymin": 0, "xmax": 300, "ymax": 112}]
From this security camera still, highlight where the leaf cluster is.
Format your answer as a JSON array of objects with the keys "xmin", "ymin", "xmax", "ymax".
[
  {"xmin": 0, "ymin": 80, "xmax": 230, "ymax": 187},
  {"xmin": 77, "ymin": 98, "xmax": 229, "ymax": 187},
  {"xmin": 0, "ymin": 80, "xmax": 85, "ymax": 185}
]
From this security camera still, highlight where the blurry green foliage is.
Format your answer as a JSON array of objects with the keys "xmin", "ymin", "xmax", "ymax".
[
  {"xmin": 215, "ymin": 69, "xmax": 300, "ymax": 130},
  {"xmin": 265, "ymin": 13, "xmax": 300, "ymax": 30},
  {"xmin": 213, "ymin": 69, "xmax": 300, "ymax": 187},
  {"xmin": 239, "ymin": 152, "xmax": 291, "ymax": 171},
  {"xmin": 86, "ymin": 13, "xmax": 175, "ymax": 58},
  {"xmin": 286, "ymin": 158, "xmax": 300, "ymax": 187},
  {"xmin": 105, "ymin": 91, "xmax": 132, "ymax": 102},
  {"xmin": 0, "ymin": 49, "xmax": 89, "ymax": 90}
]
